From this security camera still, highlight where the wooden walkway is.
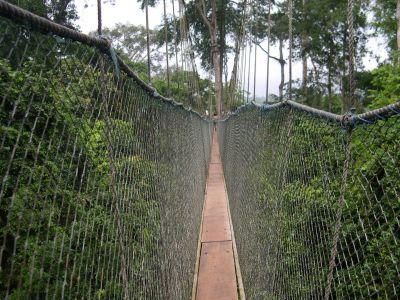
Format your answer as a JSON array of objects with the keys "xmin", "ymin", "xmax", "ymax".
[{"xmin": 194, "ymin": 130, "xmax": 243, "ymax": 300}]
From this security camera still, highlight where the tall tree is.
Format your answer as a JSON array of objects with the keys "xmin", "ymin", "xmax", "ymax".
[
  {"xmin": 373, "ymin": 0, "xmax": 399, "ymax": 52},
  {"xmin": 228, "ymin": 0, "xmax": 249, "ymax": 109},
  {"xmin": 101, "ymin": 24, "xmax": 162, "ymax": 63},
  {"xmin": 195, "ymin": 0, "xmax": 223, "ymax": 116},
  {"xmin": 269, "ymin": 7, "xmax": 289, "ymax": 100},
  {"xmin": 8, "ymin": 0, "xmax": 78, "ymax": 27},
  {"xmin": 291, "ymin": 0, "xmax": 368, "ymax": 111}
]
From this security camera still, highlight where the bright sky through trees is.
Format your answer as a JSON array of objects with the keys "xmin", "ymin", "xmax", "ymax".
[{"xmin": 75, "ymin": 0, "xmax": 388, "ymax": 98}]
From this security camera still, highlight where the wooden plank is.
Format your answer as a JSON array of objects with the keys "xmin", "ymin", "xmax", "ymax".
[
  {"xmin": 196, "ymin": 241, "xmax": 238, "ymax": 300},
  {"xmin": 195, "ymin": 130, "xmax": 239, "ymax": 300},
  {"xmin": 201, "ymin": 214, "xmax": 231, "ymax": 242}
]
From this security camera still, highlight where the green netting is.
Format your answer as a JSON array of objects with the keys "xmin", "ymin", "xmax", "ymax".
[
  {"xmin": 0, "ymin": 13, "xmax": 211, "ymax": 299},
  {"xmin": 218, "ymin": 105, "xmax": 399, "ymax": 299},
  {"xmin": 1, "ymin": 2, "xmax": 400, "ymax": 299}
]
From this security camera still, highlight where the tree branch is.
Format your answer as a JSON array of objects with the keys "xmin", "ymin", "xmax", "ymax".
[
  {"xmin": 195, "ymin": 0, "xmax": 212, "ymax": 33},
  {"xmin": 253, "ymin": 40, "xmax": 286, "ymax": 64}
]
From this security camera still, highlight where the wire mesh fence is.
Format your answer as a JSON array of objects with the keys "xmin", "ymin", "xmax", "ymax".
[
  {"xmin": 0, "ymin": 4, "xmax": 212, "ymax": 299},
  {"xmin": 218, "ymin": 104, "xmax": 399, "ymax": 299}
]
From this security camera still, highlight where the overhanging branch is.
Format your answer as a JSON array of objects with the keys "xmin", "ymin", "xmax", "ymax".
[{"xmin": 252, "ymin": 39, "xmax": 286, "ymax": 64}]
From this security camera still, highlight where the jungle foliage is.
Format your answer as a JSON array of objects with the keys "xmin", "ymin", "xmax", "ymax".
[
  {"xmin": 0, "ymin": 5, "xmax": 211, "ymax": 297},
  {"xmin": 0, "ymin": 42, "xmax": 160, "ymax": 298}
]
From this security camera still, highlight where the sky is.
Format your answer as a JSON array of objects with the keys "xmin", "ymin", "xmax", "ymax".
[{"xmin": 75, "ymin": 0, "xmax": 388, "ymax": 98}]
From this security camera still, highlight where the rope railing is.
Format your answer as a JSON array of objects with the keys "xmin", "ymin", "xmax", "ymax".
[
  {"xmin": 225, "ymin": 100, "xmax": 400, "ymax": 126},
  {"xmin": 218, "ymin": 103, "xmax": 399, "ymax": 299},
  {"xmin": 1, "ymin": 1, "xmax": 400, "ymax": 299},
  {"xmin": 0, "ymin": 2, "xmax": 212, "ymax": 299}
]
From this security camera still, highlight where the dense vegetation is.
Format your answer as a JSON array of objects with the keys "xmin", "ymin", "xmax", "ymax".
[
  {"xmin": 0, "ymin": 0, "xmax": 399, "ymax": 299},
  {"xmin": 218, "ymin": 94, "xmax": 399, "ymax": 299},
  {"xmin": 0, "ymin": 2, "xmax": 211, "ymax": 298},
  {"xmin": 257, "ymin": 97, "xmax": 399, "ymax": 298},
  {"xmin": 0, "ymin": 32, "xmax": 161, "ymax": 298}
]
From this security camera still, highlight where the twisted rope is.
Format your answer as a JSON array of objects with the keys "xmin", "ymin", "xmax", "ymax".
[
  {"xmin": 0, "ymin": 0, "xmax": 109, "ymax": 49},
  {"xmin": 265, "ymin": 0, "xmax": 272, "ymax": 103},
  {"xmin": 347, "ymin": 0, "xmax": 356, "ymax": 108},
  {"xmin": 171, "ymin": 0, "xmax": 180, "ymax": 90},
  {"xmin": 145, "ymin": 0, "xmax": 151, "ymax": 82},
  {"xmin": 163, "ymin": 0, "xmax": 170, "ymax": 94},
  {"xmin": 97, "ymin": 0, "xmax": 102, "ymax": 35}
]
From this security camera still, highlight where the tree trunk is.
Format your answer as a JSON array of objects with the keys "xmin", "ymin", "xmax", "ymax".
[
  {"xmin": 212, "ymin": 46, "xmax": 223, "ymax": 116},
  {"xmin": 197, "ymin": 0, "xmax": 223, "ymax": 117},
  {"xmin": 53, "ymin": 0, "xmax": 74, "ymax": 25},
  {"xmin": 279, "ymin": 37, "xmax": 285, "ymax": 101},
  {"xmin": 311, "ymin": 58, "xmax": 319, "ymax": 86},
  {"xmin": 397, "ymin": 0, "xmax": 400, "ymax": 50},
  {"xmin": 228, "ymin": 38, "xmax": 241, "ymax": 109}
]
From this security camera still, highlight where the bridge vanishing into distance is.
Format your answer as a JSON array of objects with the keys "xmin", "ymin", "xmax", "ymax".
[{"xmin": 0, "ymin": 1, "xmax": 399, "ymax": 299}]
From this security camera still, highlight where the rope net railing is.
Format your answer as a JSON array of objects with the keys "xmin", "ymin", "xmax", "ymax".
[
  {"xmin": 218, "ymin": 103, "xmax": 399, "ymax": 299},
  {"xmin": 0, "ymin": 2, "xmax": 212, "ymax": 299}
]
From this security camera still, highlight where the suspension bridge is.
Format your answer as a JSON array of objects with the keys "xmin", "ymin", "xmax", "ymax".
[{"xmin": 0, "ymin": 0, "xmax": 399, "ymax": 299}]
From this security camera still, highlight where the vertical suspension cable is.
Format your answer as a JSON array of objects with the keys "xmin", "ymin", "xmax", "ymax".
[
  {"xmin": 246, "ymin": 3, "xmax": 254, "ymax": 103},
  {"xmin": 180, "ymin": 0, "xmax": 194, "ymax": 106},
  {"xmin": 265, "ymin": 0, "xmax": 271, "ymax": 103},
  {"xmin": 235, "ymin": 46, "xmax": 243, "ymax": 107},
  {"xmin": 237, "ymin": 2, "xmax": 249, "ymax": 105},
  {"xmin": 347, "ymin": 0, "xmax": 356, "ymax": 109},
  {"xmin": 145, "ymin": 0, "xmax": 151, "ymax": 82},
  {"xmin": 252, "ymin": 0, "xmax": 258, "ymax": 102},
  {"xmin": 246, "ymin": 41, "xmax": 252, "ymax": 103},
  {"xmin": 178, "ymin": 0, "xmax": 187, "ymax": 95},
  {"xmin": 182, "ymin": 3, "xmax": 201, "ymax": 108},
  {"xmin": 253, "ymin": 7, "xmax": 257, "ymax": 104},
  {"xmin": 228, "ymin": 0, "xmax": 248, "ymax": 109},
  {"xmin": 208, "ymin": 72, "xmax": 213, "ymax": 116},
  {"xmin": 238, "ymin": 44, "xmax": 243, "ymax": 105},
  {"xmin": 187, "ymin": 34, "xmax": 202, "ymax": 108},
  {"xmin": 235, "ymin": 49, "xmax": 242, "ymax": 106},
  {"xmin": 288, "ymin": 0, "xmax": 293, "ymax": 100},
  {"xmin": 181, "ymin": 0, "xmax": 198, "ymax": 108},
  {"xmin": 163, "ymin": 0, "xmax": 170, "ymax": 93},
  {"xmin": 253, "ymin": 44, "xmax": 257, "ymax": 102},
  {"xmin": 171, "ymin": 0, "xmax": 180, "ymax": 89},
  {"xmin": 240, "ymin": 41, "xmax": 247, "ymax": 103},
  {"xmin": 97, "ymin": 0, "xmax": 102, "ymax": 35}
]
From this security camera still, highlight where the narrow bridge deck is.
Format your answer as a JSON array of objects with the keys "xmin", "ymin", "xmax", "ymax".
[{"xmin": 194, "ymin": 131, "xmax": 239, "ymax": 300}]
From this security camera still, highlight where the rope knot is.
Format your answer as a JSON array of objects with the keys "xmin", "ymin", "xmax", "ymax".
[{"xmin": 341, "ymin": 107, "xmax": 356, "ymax": 129}]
